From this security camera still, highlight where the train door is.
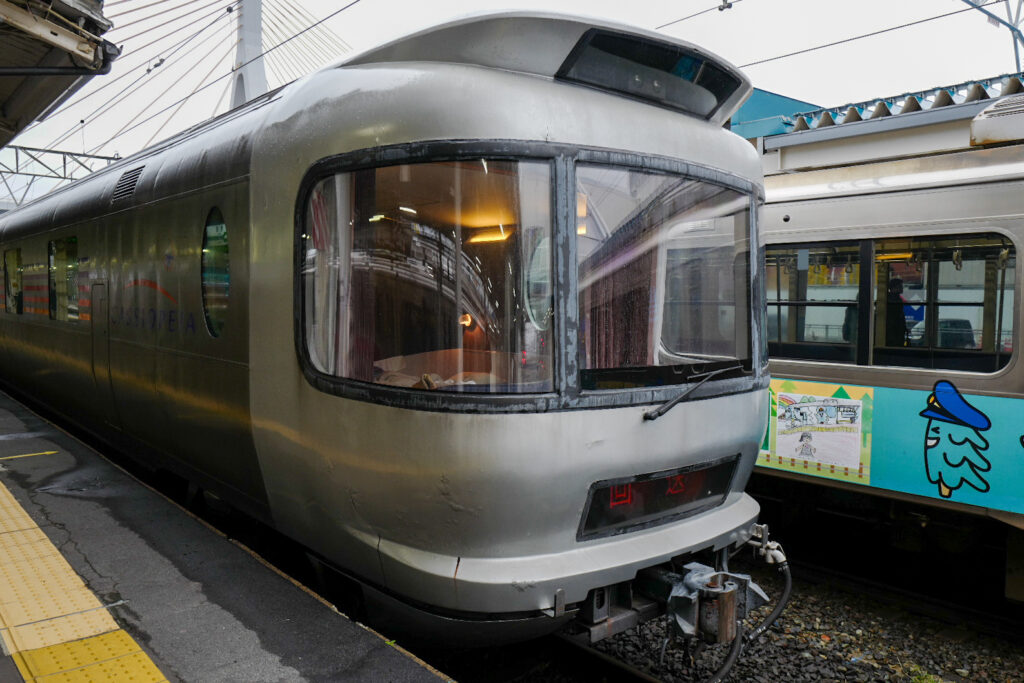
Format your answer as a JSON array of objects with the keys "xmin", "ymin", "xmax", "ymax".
[{"xmin": 90, "ymin": 283, "xmax": 121, "ymax": 430}]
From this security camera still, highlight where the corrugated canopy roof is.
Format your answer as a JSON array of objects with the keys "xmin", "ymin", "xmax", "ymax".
[{"xmin": 786, "ymin": 72, "xmax": 1024, "ymax": 132}]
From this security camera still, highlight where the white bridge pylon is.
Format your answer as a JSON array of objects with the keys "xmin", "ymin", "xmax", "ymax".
[{"xmin": 231, "ymin": 0, "xmax": 269, "ymax": 108}]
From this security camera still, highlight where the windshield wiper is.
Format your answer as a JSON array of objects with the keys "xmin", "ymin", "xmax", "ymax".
[{"xmin": 643, "ymin": 362, "xmax": 744, "ymax": 422}]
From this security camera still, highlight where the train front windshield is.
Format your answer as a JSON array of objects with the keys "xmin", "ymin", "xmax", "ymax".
[
  {"xmin": 302, "ymin": 159, "xmax": 554, "ymax": 393},
  {"xmin": 576, "ymin": 165, "xmax": 752, "ymax": 389},
  {"xmin": 300, "ymin": 157, "xmax": 753, "ymax": 396}
]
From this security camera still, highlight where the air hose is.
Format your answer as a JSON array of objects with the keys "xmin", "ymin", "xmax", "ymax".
[{"xmin": 746, "ymin": 560, "xmax": 792, "ymax": 643}]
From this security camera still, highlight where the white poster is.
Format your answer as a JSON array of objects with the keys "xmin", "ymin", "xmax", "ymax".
[{"xmin": 776, "ymin": 393, "xmax": 863, "ymax": 469}]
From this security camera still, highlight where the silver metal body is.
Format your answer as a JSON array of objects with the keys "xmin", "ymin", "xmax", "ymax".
[{"xmin": 0, "ymin": 13, "xmax": 767, "ymax": 640}]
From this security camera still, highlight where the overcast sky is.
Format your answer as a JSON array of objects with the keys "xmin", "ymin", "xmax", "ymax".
[
  {"xmin": 326, "ymin": 0, "xmax": 1021, "ymax": 107},
  {"xmin": 7, "ymin": 0, "xmax": 1022, "ymax": 199}
]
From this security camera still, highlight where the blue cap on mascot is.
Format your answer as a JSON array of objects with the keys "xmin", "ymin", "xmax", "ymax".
[{"xmin": 919, "ymin": 380, "xmax": 990, "ymax": 430}]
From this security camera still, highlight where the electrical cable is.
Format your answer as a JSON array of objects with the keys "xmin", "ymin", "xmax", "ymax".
[
  {"xmin": 121, "ymin": 2, "xmax": 238, "ymax": 56},
  {"xmin": 211, "ymin": 78, "xmax": 233, "ymax": 118},
  {"xmin": 95, "ymin": 22, "xmax": 237, "ymax": 149},
  {"xmin": 115, "ymin": 0, "xmax": 232, "ymax": 45},
  {"xmin": 89, "ymin": 0, "xmax": 364, "ymax": 154},
  {"xmin": 5, "ymin": 15, "xmax": 234, "ymax": 197},
  {"xmin": 108, "ymin": 0, "xmax": 205, "ymax": 22},
  {"xmin": 740, "ymin": 0, "xmax": 1003, "ymax": 68},
  {"xmin": 141, "ymin": 39, "xmax": 239, "ymax": 148},
  {"xmin": 31, "ymin": 3, "xmax": 239, "ymax": 151},
  {"xmin": 657, "ymin": 0, "xmax": 745, "ymax": 31}
]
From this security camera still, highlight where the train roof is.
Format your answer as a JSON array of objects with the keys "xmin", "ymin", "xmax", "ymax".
[
  {"xmin": 341, "ymin": 11, "xmax": 753, "ymax": 127},
  {"xmin": 755, "ymin": 72, "xmax": 1024, "ymax": 200},
  {"xmin": 0, "ymin": 12, "xmax": 759, "ymax": 234}
]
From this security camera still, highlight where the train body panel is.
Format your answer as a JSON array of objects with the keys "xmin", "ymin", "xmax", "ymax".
[{"xmin": 0, "ymin": 94, "xmax": 276, "ymax": 515}]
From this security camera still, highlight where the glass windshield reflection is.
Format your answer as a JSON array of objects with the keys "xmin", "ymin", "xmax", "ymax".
[{"xmin": 576, "ymin": 165, "xmax": 751, "ymax": 389}]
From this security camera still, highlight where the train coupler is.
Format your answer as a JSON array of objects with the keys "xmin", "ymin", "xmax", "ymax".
[{"xmin": 635, "ymin": 564, "xmax": 768, "ymax": 644}]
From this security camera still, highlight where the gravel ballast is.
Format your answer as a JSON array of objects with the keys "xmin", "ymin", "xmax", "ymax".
[{"xmin": 592, "ymin": 562, "xmax": 1024, "ymax": 682}]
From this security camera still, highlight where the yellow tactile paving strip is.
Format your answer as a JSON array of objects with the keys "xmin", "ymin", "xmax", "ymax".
[{"xmin": 0, "ymin": 473, "xmax": 167, "ymax": 681}]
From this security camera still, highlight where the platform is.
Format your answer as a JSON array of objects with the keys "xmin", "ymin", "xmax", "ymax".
[{"xmin": 0, "ymin": 390, "xmax": 446, "ymax": 682}]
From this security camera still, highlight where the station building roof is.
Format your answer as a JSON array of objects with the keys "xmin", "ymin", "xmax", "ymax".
[{"xmin": 0, "ymin": 0, "xmax": 118, "ymax": 148}]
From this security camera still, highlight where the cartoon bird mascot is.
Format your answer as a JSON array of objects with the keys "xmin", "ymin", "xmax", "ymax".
[{"xmin": 919, "ymin": 380, "xmax": 992, "ymax": 498}]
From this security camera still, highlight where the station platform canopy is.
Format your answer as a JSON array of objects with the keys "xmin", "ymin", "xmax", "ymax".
[
  {"xmin": 0, "ymin": 0, "xmax": 118, "ymax": 148},
  {"xmin": 733, "ymin": 72, "xmax": 1024, "ymax": 142}
]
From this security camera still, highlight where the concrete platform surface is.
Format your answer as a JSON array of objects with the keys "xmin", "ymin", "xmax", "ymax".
[{"xmin": 0, "ymin": 390, "xmax": 448, "ymax": 682}]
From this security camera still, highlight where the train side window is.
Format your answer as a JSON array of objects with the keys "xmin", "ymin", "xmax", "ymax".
[
  {"xmin": 47, "ymin": 237, "xmax": 78, "ymax": 322},
  {"xmin": 300, "ymin": 159, "xmax": 554, "ymax": 394},
  {"xmin": 201, "ymin": 208, "xmax": 229, "ymax": 337},
  {"xmin": 765, "ymin": 243, "xmax": 860, "ymax": 363},
  {"xmin": 872, "ymin": 234, "xmax": 1014, "ymax": 372},
  {"xmin": 4, "ymin": 249, "xmax": 22, "ymax": 315}
]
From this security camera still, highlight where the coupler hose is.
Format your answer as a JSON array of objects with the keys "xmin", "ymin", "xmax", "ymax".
[
  {"xmin": 701, "ymin": 619, "xmax": 745, "ymax": 683},
  {"xmin": 745, "ymin": 561, "xmax": 792, "ymax": 644}
]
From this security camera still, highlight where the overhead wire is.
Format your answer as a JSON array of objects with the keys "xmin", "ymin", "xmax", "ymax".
[
  {"xmin": 8, "ymin": 14, "xmax": 237, "ymax": 197},
  {"xmin": 88, "ymin": 0, "xmax": 364, "ymax": 154},
  {"xmin": 211, "ymin": 79, "xmax": 233, "ymax": 118},
  {"xmin": 108, "ymin": 0, "xmax": 206, "ymax": 22},
  {"xmin": 115, "ymin": 0, "xmax": 233, "ymax": 45},
  {"xmin": 6, "ymin": 13, "xmax": 238, "ymax": 199},
  {"xmin": 741, "ymin": 0, "xmax": 1004, "ymax": 67},
  {"xmin": 120, "ymin": 1, "xmax": 239, "ymax": 57},
  {"xmin": 657, "ymin": 0, "xmax": 745, "ymax": 31},
  {"xmin": 93, "ymin": 20, "xmax": 238, "ymax": 149},
  {"xmin": 37, "ymin": 6, "xmax": 237, "ymax": 155},
  {"xmin": 24, "ymin": 2, "xmax": 240, "ymax": 142},
  {"xmin": 142, "ymin": 38, "xmax": 240, "ymax": 148}
]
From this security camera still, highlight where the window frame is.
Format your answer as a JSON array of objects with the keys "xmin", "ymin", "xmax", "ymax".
[
  {"xmin": 201, "ymin": 207, "xmax": 230, "ymax": 338},
  {"xmin": 4, "ymin": 248, "xmax": 22, "ymax": 315},
  {"xmin": 47, "ymin": 237, "xmax": 79, "ymax": 323},
  {"xmin": 766, "ymin": 232, "xmax": 1017, "ymax": 374},
  {"xmin": 293, "ymin": 140, "xmax": 765, "ymax": 414}
]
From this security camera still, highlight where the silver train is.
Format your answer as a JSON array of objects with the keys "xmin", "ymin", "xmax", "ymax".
[{"xmin": 0, "ymin": 13, "xmax": 775, "ymax": 643}]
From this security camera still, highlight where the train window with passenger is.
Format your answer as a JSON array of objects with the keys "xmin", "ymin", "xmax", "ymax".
[
  {"xmin": 575, "ymin": 165, "xmax": 751, "ymax": 389},
  {"xmin": 47, "ymin": 237, "xmax": 79, "ymax": 322},
  {"xmin": 764, "ymin": 243, "xmax": 861, "ymax": 363},
  {"xmin": 201, "ymin": 208, "xmax": 230, "ymax": 337},
  {"xmin": 767, "ymin": 234, "xmax": 1014, "ymax": 373},
  {"xmin": 301, "ymin": 159, "xmax": 553, "ymax": 393},
  {"xmin": 873, "ymin": 234, "xmax": 1014, "ymax": 372},
  {"xmin": 3, "ymin": 249, "xmax": 22, "ymax": 315}
]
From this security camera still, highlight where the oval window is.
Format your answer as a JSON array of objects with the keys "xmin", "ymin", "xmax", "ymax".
[{"xmin": 201, "ymin": 208, "xmax": 229, "ymax": 337}]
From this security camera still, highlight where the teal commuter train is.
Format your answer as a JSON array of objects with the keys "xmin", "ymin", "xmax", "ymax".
[{"xmin": 755, "ymin": 79, "xmax": 1024, "ymax": 600}]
